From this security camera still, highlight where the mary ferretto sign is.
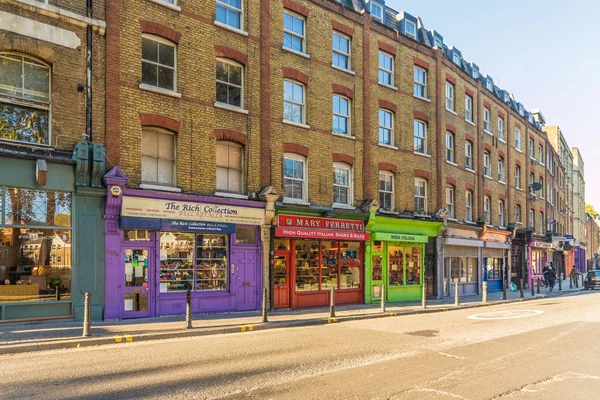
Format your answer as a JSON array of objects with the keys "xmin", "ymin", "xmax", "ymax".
[
  {"xmin": 276, "ymin": 215, "xmax": 369, "ymax": 240},
  {"xmin": 121, "ymin": 197, "xmax": 265, "ymax": 226}
]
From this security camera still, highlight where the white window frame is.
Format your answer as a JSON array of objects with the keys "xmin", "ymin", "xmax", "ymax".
[
  {"xmin": 413, "ymin": 120, "xmax": 427, "ymax": 154},
  {"xmin": 445, "ymin": 131, "xmax": 455, "ymax": 163},
  {"xmin": 283, "ymin": 79, "xmax": 305, "ymax": 124},
  {"xmin": 483, "ymin": 108, "xmax": 491, "ymax": 133},
  {"xmin": 445, "ymin": 82, "xmax": 455, "ymax": 111},
  {"xmin": 405, "ymin": 20, "xmax": 417, "ymax": 39},
  {"xmin": 499, "ymin": 200, "xmax": 505, "ymax": 227},
  {"xmin": 484, "ymin": 196, "xmax": 491, "ymax": 224},
  {"xmin": 539, "ymin": 177, "xmax": 544, "ymax": 198},
  {"xmin": 215, "ymin": 58, "xmax": 244, "ymax": 109},
  {"xmin": 141, "ymin": 34, "xmax": 177, "ymax": 92},
  {"xmin": 483, "ymin": 152, "xmax": 491, "ymax": 177},
  {"xmin": 370, "ymin": 2, "xmax": 383, "ymax": 22},
  {"xmin": 413, "ymin": 66, "xmax": 427, "ymax": 99},
  {"xmin": 379, "ymin": 171, "xmax": 394, "ymax": 212},
  {"xmin": 515, "ymin": 129, "xmax": 521, "ymax": 151},
  {"xmin": 379, "ymin": 109, "xmax": 394, "ymax": 146},
  {"xmin": 529, "ymin": 209, "xmax": 535, "ymax": 230},
  {"xmin": 465, "ymin": 95, "xmax": 473, "ymax": 122},
  {"xmin": 529, "ymin": 138, "xmax": 535, "ymax": 159},
  {"xmin": 333, "ymin": 162, "xmax": 353, "ymax": 207},
  {"xmin": 216, "ymin": 141, "xmax": 244, "ymax": 194},
  {"xmin": 515, "ymin": 165, "xmax": 521, "ymax": 189},
  {"xmin": 516, "ymin": 204, "xmax": 522, "ymax": 223},
  {"xmin": 465, "ymin": 141, "xmax": 473, "ymax": 170},
  {"xmin": 141, "ymin": 128, "xmax": 177, "ymax": 187},
  {"xmin": 486, "ymin": 79, "xmax": 493, "ymax": 91},
  {"xmin": 498, "ymin": 117, "xmax": 504, "ymax": 141},
  {"xmin": 539, "ymin": 212, "xmax": 545, "ymax": 234},
  {"xmin": 529, "ymin": 172, "xmax": 534, "ymax": 194},
  {"xmin": 465, "ymin": 190, "xmax": 473, "ymax": 222},
  {"xmin": 283, "ymin": 10, "xmax": 306, "ymax": 54},
  {"xmin": 283, "ymin": 153, "xmax": 307, "ymax": 202},
  {"xmin": 498, "ymin": 158, "xmax": 505, "ymax": 183},
  {"xmin": 332, "ymin": 31, "xmax": 351, "ymax": 71},
  {"xmin": 216, "ymin": 0, "xmax": 244, "ymax": 31},
  {"xmin": 538, "ymin": 144, "xmax": 544, "ymax": 164},
  {"xmin": 446, "ymin": 186, "xmax": 455, "ymax": 218},
  {"xmin": 414, "ymin": 178, "xmax": 427, "ymax": 213},
  {"xmin": 332, "ymin": 95, "xmax": 351, "ymax": 136},
  {"xmin": 378, "ymin": 51, "xmax": 394, "ymax": 86},
  {"xmin": 453, "ymin": 53, "xmax": 461, "ymax": 65}
]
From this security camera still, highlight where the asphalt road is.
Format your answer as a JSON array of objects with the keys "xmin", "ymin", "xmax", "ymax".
[{"xmin": 2, "ymin": 291, "xmax": 600, "ymax": 400}]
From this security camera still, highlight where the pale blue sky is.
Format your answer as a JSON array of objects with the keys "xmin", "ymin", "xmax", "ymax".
[{"xmin": 387, "ymin": 0, "xmax": 598, "ymax": 209}]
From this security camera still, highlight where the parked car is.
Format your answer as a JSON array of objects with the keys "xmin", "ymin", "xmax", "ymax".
[{"xmin": 583, "ymin": 271, "xmax": 600, "ymax": 290}]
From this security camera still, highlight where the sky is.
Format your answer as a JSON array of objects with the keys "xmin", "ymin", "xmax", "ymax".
[{"xmin": 387, "ymin": 0, "xmax": 599, "ymax": 209}]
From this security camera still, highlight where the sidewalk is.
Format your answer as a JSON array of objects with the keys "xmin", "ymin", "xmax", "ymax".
[{"xmin": 0, "ymin": 286, "xmax": 584, "ymax": 355}]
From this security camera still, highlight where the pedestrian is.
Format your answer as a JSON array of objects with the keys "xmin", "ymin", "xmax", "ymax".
[
  {"xmin": 542, "ymin": 265, "xmax": 550, "ymax": 288},
  {"xmin": 547, "ymin": 267, "xmax": 557, "ymax": 291},
  {"xmin": 570, "ymin": 266, "xmax": 578, "ymax": 284}
]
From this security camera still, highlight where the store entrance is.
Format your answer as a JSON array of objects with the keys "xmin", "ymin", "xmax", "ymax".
[
  {"xmin": 122, "ymin": 245, "xmax": 153, "ymax": 318},
  {"xmin": 273, "ymin": 252, "xmax": 290, "ymax": 308}
]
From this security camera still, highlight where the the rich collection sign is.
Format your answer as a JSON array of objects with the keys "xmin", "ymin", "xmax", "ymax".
[
  {"xmin": 121, "ymin": 197, "xmax": 265, "ymax": 226},
  {"xmin": 276, "ymin": 215, "xmax": 369, "ymax": 240}
]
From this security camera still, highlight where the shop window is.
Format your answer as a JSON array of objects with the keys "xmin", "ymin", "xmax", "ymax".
[
  {"xmin": 3, "ymin": 188, "xmax": 71, "ymax": 226},
  {"xmin": 216, "ymin": 141, "xmax": 243, "ymax": 193},
  {"xmin": 295, "ymin": 239, "xmax": 361, "ymax": 291},
  {"xmin": 159, "ymin": 232, "xmax": 194, "ymax": 292},
  {"xmin": 484, "ymin": 257, "xmax": 503, "ymax": 280},
  {"xmin": 124, "ymin": 230, "xmax": 151, "ymax": 241},
  {"xmin": 0, "ymin": 53, "xmax": 50, "ymax": 145},
  {"xmin": 196, "ymin": 234, "xmax": 228, "ymax": 290},
  {"xmin": 371, "ymin": 241, "xmax": 384, "ymax": 253},
  {"xmin": 142, "ymin": 35, "xmax": 176, "ymax": 91},
  {"xmin": 275, "ymin": 239, "xmax": 290, "ymax": 251},
  {"xmin": 142, "ymin": 128, "xmax": 176, "ymax": 186},
  {"xmin": 445, "ymin": 257, "xmax": 477, "ymax": 283},
  {"xmin": 388, "ymin": 245, "xmax": 421, "ymax": 286},
  {"xmin": 216, "ymin": 59, "xmax": 243, "ymax": 108},
  {"xmin": 235, "ymin": 226, "xmax": 255, "ymax": 245}
]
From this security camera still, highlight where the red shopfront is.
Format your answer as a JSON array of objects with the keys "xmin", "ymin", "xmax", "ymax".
[{"xmin": 273, "ymin": 215, "xmax": 369, "ymax": 309}]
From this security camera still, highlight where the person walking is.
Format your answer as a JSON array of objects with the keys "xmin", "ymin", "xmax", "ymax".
[
  {"xmin": 547, "ymin": 267, "xmax": 557, "ymax": 291},
  {"xmin": 570, "ymin": 266, "xmax": 578, "ymax": 286},
  {"xmin": 542, "ymin": 265, "xmax": 550, "ymax": 288}
]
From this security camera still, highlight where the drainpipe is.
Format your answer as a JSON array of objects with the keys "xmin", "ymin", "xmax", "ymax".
[{"xmin": 86, "ymin": 0, "xmax": 93, "ymax": 143}]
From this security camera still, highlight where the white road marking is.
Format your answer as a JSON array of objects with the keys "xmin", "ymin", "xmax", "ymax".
[{"xmin": 467, "ymin": 310, "xmax": 544, "ymax": 320}]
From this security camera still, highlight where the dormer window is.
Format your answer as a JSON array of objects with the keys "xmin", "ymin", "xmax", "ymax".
[
  {"xmin": 453, "ymin": 53, "xmax": 461, "ymax": 66},
  {"xmin": 519, "ymin": 105, "xmax": 525, "ymax": 116},
  {"xmin": 472, "ymin": 69, "xmax": 479, "ymax": 79},
  {"xmin": 371, "ymin": 3, "xmax": 383, "ymax": 22},
  {"xmin": 405, "ymin": 20, "xmax": 417, "ymax": 39},
  {"xmin": 434, "ymin": 37, "xmax": 443, "ymax": 48},
  {"xmin": 486, "ymin": 79, "xmax": 493, "ymax": 91},
  {"xmin": 503, "ymin": 93, "xmax": 509, "ymax": 102}
]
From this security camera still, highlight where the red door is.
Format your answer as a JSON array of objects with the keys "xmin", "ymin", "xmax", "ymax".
[{"xmin": 274, "ymin": 252, "xmax": 290, "ymax": 308}]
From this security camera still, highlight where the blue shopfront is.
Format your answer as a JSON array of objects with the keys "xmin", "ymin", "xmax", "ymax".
[{"xmin": 481, "ymin": 227, "xmax": 511, "ymax": 292}]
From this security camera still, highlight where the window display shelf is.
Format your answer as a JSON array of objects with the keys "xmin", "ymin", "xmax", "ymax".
[{"xmin": 160, "ymin": 279, "xmax": 193, "ymax": 282}]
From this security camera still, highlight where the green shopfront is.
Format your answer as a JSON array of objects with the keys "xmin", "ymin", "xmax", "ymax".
[{"xmin": 365, "ymin": 215, "xmax": 443, "ymax": 303}]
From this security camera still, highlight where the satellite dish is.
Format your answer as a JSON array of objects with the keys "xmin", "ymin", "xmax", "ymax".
[{"xmin": 530, "ymin": 182, "xmax": 542, "ymax": 191}]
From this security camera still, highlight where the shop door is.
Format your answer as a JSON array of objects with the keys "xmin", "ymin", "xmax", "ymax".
[
  {"xmin": 233, "ymin": 249, "xmax": 258, "ymax": 311},
  {"xmin": 122, "ymin": 245, "xmax": 153, "ymax": 318},
  {"xmin": 274, "ymin": 252, "xmax": 290, "ymax": 308}
]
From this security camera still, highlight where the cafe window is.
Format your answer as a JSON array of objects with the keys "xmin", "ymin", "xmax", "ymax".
[
  {"xmin": 484, "ymin": 257, "xmax": 503, "ymax": 280},
  {"xmin": 0, "ymin": 187, "xmax": 72, "ymax": 304},
  {"xmin": 445, "ymin": 257, "xmax": 477, "ymax": 283},
  {"xmin": 159, "ymin": 232, "xmax": 229, "ymax": 292},
  {"xmin": 388, "ymin": 245, "xmax": 421, "ymax": 286},
  {"xmin": 294, "ymin": 239, "xmax": 361, "ymax": 291}
]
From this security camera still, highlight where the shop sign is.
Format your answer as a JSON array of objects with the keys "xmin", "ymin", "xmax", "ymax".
[
  {"xmin": 277, "ymin": 215, "xmax": 364, "ymax": 231},
  {"xmin": 120, "ymin": 217, "xmax": 236, "ymax": 233},
  {"xmin": 530, "ymin": 241, "xmax": 553, "ymax": 249},
  {"xmin": 370, "ymin": 232, "xmax": 428, "ymax": 243},
  {"xmin": 121, "ymin": 197, "xmax": 265, "ymax": 226},
  {"xmin": 275, "ymin": 227, "xmax": 369, "ymax": 241}
]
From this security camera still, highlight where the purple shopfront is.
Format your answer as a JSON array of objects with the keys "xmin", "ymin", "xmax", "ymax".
[{"xmin": 103, "ymin": 169, "xmax": 265, "ymax": 320}]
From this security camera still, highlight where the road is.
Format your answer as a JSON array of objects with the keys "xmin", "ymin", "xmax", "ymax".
[{"xmin": 1, "ymin": 291, "xmax": 600, "ymax": 400}]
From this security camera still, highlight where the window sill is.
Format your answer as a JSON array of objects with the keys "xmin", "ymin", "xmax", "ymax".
[
  {"xmin": 331, "ymin": 64, "xmax": 355, "ymax": 76},
  {"xmin": 484, "ymin": 175, "xmax": 493, "ymax": 181},
  {"xmin": 332, "ymin": 132, "xmax": 355, "ymax": 140},
  {"xmin": 378, "ymin": 143, "xmax": 398, "ymax": 150},
  {"xmin": 414, "ymin": 152, "xmax": 431, "ymax": 158},
  {"xmin": 282, "ymin": 46, "xmax": 311, "ymax": 59},
  {"xmin": 413, "ymin": 95, "xmax": 431, "ymax": 103},
  {"xmin": 499, "ymin": 181, "xmax": 506, "ymax": 186},
  {"xmin": 465, "ymin": 119, "xmax": 476, "ymax": 127},
  {"xmin": 139, "ymin": 83, "xmax": 181, "ymax": 98},
  {"xmin": 214, "ymin": 102, "xmax": 249, "ymax": 115},
  {"xmin": 332, "ymin": 203, "xmax": 355, "ymax": 210},
  {"xmin": 215, "ymin": 191, "xmax": 248, "ymax": 200},
  {"xmin": 498, "ymin": 138, "xmax": 506, "ymax": 144},
  {"xmin": 515, "ymin": 148, "xmax": 523, "ymax": 153},
  {"xmin": 530, "ymin": 157, "xmax": 536, "ymax": 162},
  {"xmin": 516, "ymin": 187, "xmax": 523, "ymax": 191},
  {"xmin": 140, "ymin": 183, "xmax": 182, "ymax": 192},
  {"xmin": 484, "ymin": 130, "xmax": 493, "ymax": 136},
  {"xmin": 465, "ymin": 168, "xmax": 476, "ymax": 174},
  {"xmin": 214, "ymin": 20, "xmax": 248, "ymax": 37},
  {"xmin": 147, "ymin": 0, "xmax": 181, "ymax": 12},
  {"xmin": 378, "ymin": 82, "xmax": 399, "ymax": 91},
  {"xmin": 283, "ymin": 199, "xmax": 310, "ymax": 206},
  {"xmin": 446, "ymin": 160, "xmax": 458, "ymax": 167},
  {"xmin": 445, "ymin": 108, "xmax": 457, "ymax": 116},
  {"xmin": 282, "ymin": 119, "xmax": 311, "ymax": 129}
]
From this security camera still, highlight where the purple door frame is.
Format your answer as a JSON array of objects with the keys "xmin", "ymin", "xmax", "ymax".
[
  {"xmin": 232, "ymin": 248, "xmax": 260, "ymax": 311},
  {"xmin": 120, "ymin": 242, "xmax": 155, "ymax": 319}
]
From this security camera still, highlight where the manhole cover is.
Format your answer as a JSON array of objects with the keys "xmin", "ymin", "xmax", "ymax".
[
  {"xmin": 405, "ymin": 330, "xmax": 439, "ymax": 337},
  {"xmin": 467, "ymin": 310, "xmax": 544, "ymax": 320}
]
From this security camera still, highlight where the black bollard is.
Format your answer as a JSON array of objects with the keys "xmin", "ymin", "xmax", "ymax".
[
  {"xmin": 537, "ymin": 276, "xmax": 541, "ymax": 294},
  {"xmin": 531, "ymin": 278, "xmax": 535, "ymax": 297},
  {"xmin": 559, "ymin": 275, "xmax": 562, "ymax": 291},
  {"xmin": 570, "ymin": 276, "xmax": 573, "ymax": 289},
  {"xmin": 330, "ymin": 286, "xmax": 336, "ymax": 317},
  {"xmin": 185, "ymin": 288, "xmax": 192, "ymax": 329},
  {"xmin": 55, "ymin": 286, "xmax": 60, "ymax": 301},
  {"xmin": 262, "ymin": 287, "xmax": 268, "ymax": 323},
  {"xmin": 520, "ymin": 279, "xmax": 524, "ymax": 298}
]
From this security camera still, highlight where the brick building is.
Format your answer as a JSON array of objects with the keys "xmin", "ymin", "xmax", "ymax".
[
  {"xmin": 0, "ymin": 0, "xmax": 106, "ymax": 320},
  {"xmin": 100, "ymin": 0, "xmax": 582, "ymax": 318},
  {"xmin": 571, "ymin": 147, "xmax": 586, "ymax": 273}
]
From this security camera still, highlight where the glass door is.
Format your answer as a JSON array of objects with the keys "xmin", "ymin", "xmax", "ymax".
[
  {"xmin": 122, "ymin": 246, "xmax": 153, "ymax": 318},
  {"xmin": 274, "ymin": 251, "xmax": 290, "ymax": 308}
]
